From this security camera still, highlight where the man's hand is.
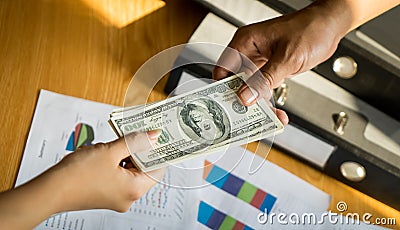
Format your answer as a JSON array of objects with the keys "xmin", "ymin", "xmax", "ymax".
[
  {"xmin": 213, "ymin": 2, "xmax": 349, "ymax": 125},
  {"xmin": 213, "ymin": 0, "xmax": 399, "ymax": 125}
]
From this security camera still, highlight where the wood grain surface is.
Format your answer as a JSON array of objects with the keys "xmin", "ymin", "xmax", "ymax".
[{"xmin": 0, "ymin": 0, "xmax": 398, "ymax": 228}]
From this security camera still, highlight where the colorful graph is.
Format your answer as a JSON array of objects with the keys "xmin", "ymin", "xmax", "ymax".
[
  {"xmin": 203, "ymin": 160, "xmax": 277, "ymax": 213},
  {"xmin": 65, "ymin": 123, "xmax": 94, "ymax": 151},
  {"xmin": 197, "ymin": 201, "xmax": 253, "ymax": 230}
]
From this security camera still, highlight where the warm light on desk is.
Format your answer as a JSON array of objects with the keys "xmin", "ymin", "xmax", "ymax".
[{"xmin": 80, "ymin": 0, "xmax": 165, "ymax": 28}]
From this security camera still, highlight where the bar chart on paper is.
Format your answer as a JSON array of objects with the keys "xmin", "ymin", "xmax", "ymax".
[
  {"xmin": 128, "ymin": 169, "xmax": 185, "ymax": 221},
  {"xmin": 202, "ymin": 160, "xmax": 277, "ymax": 213},
  {"xmin": 195, "ymin": 149, "xmax": 331, "ymax": 230}
]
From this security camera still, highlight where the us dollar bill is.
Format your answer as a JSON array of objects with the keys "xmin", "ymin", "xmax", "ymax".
[{"xmin": 109, "ymin": 73, "xmax": 284, "ymax": 172}]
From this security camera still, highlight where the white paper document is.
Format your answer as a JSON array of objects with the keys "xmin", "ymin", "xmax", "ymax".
[
  {"xmin": 18, "ymin": 90, "xmax": 381, "ymax": 230},
  {"xmin": 16, "ymin": 90, "xmax": 118, "ymax": 186}
]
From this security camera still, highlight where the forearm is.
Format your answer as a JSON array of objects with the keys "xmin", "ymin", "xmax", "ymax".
[
  {"xmin": 307, "ymin": 0, "xmax": 400, "ymax": 36},
  {"xmin": 0, "ymin": 169, "xmax": 66, "ymax": 229},
  {"xmin": 0, "ymin": 132, "xmax": 162, "ymax": 229},
  {"xmin": 343, "ymin": 0, "xmax": 400, "ymax": 31}
]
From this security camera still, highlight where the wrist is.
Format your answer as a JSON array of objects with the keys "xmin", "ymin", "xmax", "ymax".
[
  {"xmin": 31, "ymin": 166, "xmax": 73, "ymax": 214},
  {"xmin": 45, "ymin": 162, "xmax": 85, "ymax": 213},
  {"xmin": 302, "ymin": 0, "xmax": 352, "ymax": 40},
  {"xmin": 0, "ymin": 167, "xmax": 69, "ymax": 229}
]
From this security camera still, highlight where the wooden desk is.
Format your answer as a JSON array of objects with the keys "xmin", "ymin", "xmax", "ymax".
[{"xmin": 0, "ymin": 0, "xmax": 398, "ymax": 228}]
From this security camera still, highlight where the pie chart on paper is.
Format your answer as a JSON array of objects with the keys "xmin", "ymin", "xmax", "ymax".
[{"xmin": 65, "ymin": 123, "xmax": 95, "ymax": 151}]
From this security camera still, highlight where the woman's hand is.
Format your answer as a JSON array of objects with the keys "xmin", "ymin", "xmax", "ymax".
[
  {"xmin": 0, "ymin": 130, "xmax": 164, "ymax": 229},
  {"xmin": 55, "ymin": 130, "xmax": 165, "ymax": 212}
]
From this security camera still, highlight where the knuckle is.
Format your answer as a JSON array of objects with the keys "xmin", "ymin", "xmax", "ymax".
[
  {"xmin": 115, "ymin": 204, "xmax": 131, "ymax": 213},
  {"xmin": 93, "ymin": 142, "xmax": 109, "ymax": 151},
  {"xmin": 260, "ymin": 70, "xmax": 274, "ymax": 88},
  {"xmin": 235, "ymin": 26, "xmax": 247, "ymax": 36},
  {"xmin": 289, "ymin": 50, "xmax": 307, "ymax": 73},
  {"xmin": 125, "ymin": 132, "xmax": 139, "ymax": 143},
  {"xmin": 245, "ymin": 72, "xmax": 273, "ymax": 99},
  {"xmin": 128, "ymin": 189, "xmax": 141, "ymax": 202},
  {"xmin": 127, "ymin": 180, "xmax": 144, "ymax": 201},
  {"xmin": 234, "ymin": 25, "xmax": 253, "ymax": 42}
]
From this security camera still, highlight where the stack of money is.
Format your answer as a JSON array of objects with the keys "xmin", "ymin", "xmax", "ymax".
[{"xmin": 109, "ymin": 73, "xmax": 284, "ymax": 172}]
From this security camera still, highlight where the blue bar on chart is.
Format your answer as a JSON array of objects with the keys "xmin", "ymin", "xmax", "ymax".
[
  {"xmin": 203, "ymin": 160, "xmax": 277, "ymax": 213},
  {"xmin": 197, "ymin": 201, "xmax": 253, "ymax": 230}
]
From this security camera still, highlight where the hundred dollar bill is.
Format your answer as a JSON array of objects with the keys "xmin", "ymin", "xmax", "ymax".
[
  {"xmin": 110, "ymin": 101, "xmax": 156, "ymax": 118},
  {"xmin": 109, "ymin": 73, "xmax": 284, "ymax": 172}
]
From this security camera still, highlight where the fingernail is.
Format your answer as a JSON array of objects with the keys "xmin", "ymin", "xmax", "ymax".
[
  {"xmin": 239, "ymin": 87, "xmax": 258, "ymax": 104},
  {"xmin": 147, "ymin": 129, "xmax": 162, "ymax": 141}
]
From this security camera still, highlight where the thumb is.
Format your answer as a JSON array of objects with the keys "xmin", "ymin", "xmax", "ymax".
[
  {"xmin": 237, "ymin": 50, "xmax": 293, "ymax": 106},
  {"xmin": 236, "ymin": 70, "xmax": 273, "ymax": 107},
  {"xmin": 259, "ymin": 52, "xmax": 290, "ymax": 89}
]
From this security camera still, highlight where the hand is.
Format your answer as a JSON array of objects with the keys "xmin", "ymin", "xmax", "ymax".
[
  {"xmin": 213, "ymin": 3, "xmax": 349, "ymax": 125},
  {"xmin": 0, "ymin": 130, "xmax": 165, "ymax": 229},
  {"xmin": 54, "ymin": 130, "xmax": 165, "ymax": 212}
]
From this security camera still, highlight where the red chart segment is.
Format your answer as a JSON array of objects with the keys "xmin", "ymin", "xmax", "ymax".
[{"xmin": 66, "ymin": 123, "xmax": 94, "ymax": 151}]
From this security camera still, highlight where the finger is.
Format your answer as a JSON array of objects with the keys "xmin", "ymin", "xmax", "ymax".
[
  {"xmin": 265, "ymin": 98, "xmax": 289, "ymax": 125},
  {"xmin": 213, "ymin": 45, "xmax": 266, "ymax": 81},
  {"xmin": 275, "ymin": 108, "xmax": 289, "ymax": 125},
  {"xmin": 125, "ymin": 129, "xmax": 162, "ymax": 159},
  {"xmin": 237, "ymin": 84, "xmax": 288, "ymax": 125},
  {"xmin": 76, "ymin": 145, "xmax": 90, "ymax": 152},
  {"xmin": 127, "ymin": 168, "xmax": 167, "ymax": 197},
  {"xmin": 236, "ymin": 53, "xmax": 265, "ymax": 78},
  {"xmin": 258, "ymin": 42, "xmax": 301, "ymax": 89},
  {"xmin": 129, "ymin": 167, "xmax": 166, "ymax": 180},
  {"xmin": 213, "ymin": 47, "xmax": 242, "ymax": 80},
  {"xmin": 237, "ymin": 43, "xmax": 300, "ymax": 107},
  {"xmin": 237, "ymin": 70, "xmax": 273, "ymax": 106},
  {"xmin": 145, "ymin": 167, "xmax": 167, "ymax": 182},
  {"xmin": 108, "ymin": 129, "xmax": 162, "ymax": 161}
]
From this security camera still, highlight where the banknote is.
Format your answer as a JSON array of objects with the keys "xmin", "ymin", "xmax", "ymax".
[{"xmin": 109, "ymin": 73, "xmax": 284, "ymax": 172}]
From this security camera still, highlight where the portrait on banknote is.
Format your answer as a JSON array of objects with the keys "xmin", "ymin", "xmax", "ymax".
[{"xmin": 179, "ymin": 97, "xmax": 230, "ymax": 144}]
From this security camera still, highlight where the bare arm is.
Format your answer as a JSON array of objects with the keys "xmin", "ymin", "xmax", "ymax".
[
  {"xmin": 0, "ymin": 168, "xmax": 65, "ymax": 229},
  {"xmin": 308, "ymin": 0, "xmax": 400, "ymax": 36},
  {"xmin": 214, "ymin": 0, "xmax": 400, "ymax": 118},
  {"xmin": 343, "ymin": 0, "xmax": 400, "ymax": 32},
  {"xmin": 0, "ymin": 130, "xmax": 164, "ymax": 229}
]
